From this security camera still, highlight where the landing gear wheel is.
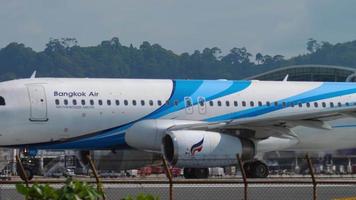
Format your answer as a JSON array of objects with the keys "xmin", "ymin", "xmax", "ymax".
[
  {"xmin": 243, "ymin": 160, "xmax": 269, "ymax": 178},
  {"xmin": 183, "ymin": 168, "xmax": 194, "ymax": 179},
  {"xmin": 183, "ymin": 168, "xmax": 209, "ymax": 179}
]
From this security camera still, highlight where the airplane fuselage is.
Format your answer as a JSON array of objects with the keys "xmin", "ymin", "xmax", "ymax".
[{"xmin": 1, "ymin": 78, "xmax": 356, "ymax": 152}]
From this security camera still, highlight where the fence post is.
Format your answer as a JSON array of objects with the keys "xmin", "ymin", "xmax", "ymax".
[
  {"xmin": 15, "ymin": 154, "xmax": 29, "ymax": 187},
  {"xmin": 85, "ymin": 153, "xmax": 106, "ymax": 200},
  {"xmin": 306, "ymin": 154, "xmax": 317, "ymax": 200},
  {"xmin": 162, "ymin": 156, "xmax": 173, "ymax": 200},
  {"xmin": 237, "ymin": 154, "xmax": 248, "ymax": 200}
]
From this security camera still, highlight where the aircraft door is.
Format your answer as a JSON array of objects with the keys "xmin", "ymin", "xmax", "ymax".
[
  {"xmin": 184, "ymin": 97, "xmax": 193, "ymax": 114},
  {"xmin": 27, "ymin": 84, "xmax": 48, "ymax": 121},
  {"xmin": 197, "ymin": 97, "xmax": 206, "ymax": 114}
]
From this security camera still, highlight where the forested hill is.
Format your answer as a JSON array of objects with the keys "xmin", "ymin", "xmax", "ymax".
[{"xmin": 0, "ymin": 37, "xmax": 356, "ymax": 81}]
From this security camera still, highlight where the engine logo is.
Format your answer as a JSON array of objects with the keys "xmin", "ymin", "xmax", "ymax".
[{"xmin": 190, "ymin": 138, "xmax": 204, "ymax": 156}]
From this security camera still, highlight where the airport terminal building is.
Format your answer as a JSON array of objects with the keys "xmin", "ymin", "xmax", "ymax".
[{"xmin": 246, "ymin": 64, "xmax": 356, "ymax": 82}]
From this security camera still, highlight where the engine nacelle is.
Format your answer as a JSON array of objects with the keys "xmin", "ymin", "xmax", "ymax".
[
  {"xmin": 125, "ymin": 119, "xmax": 202, "ymax": 152},
  {"xmin": 162, "ymin": 130, "xmax": 254, "ymax": 168}
]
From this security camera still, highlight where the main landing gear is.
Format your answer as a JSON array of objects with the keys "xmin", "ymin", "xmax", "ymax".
[
  {"xmin": 243, "ymin": 160, "xmax": 269, "ymax": 178},
  {"xmin": 183, "ymin": 168, "xmax": 209, "ymax": 179}
]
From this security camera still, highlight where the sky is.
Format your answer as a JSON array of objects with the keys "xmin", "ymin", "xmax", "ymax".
[{"xmin": 0, "ymin": 0, "xmax": 356, "ymax": 58}]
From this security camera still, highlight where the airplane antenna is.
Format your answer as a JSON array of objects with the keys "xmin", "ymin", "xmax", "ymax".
[
  {"xmin": 30, "ymin": 71, "xmax": 37, "ymax": 79},
  {"xmin": 282, "ymin": 74, "xmax": 289, "ymax": 82}
]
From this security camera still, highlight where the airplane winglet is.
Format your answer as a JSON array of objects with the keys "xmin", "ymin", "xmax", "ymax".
[
  {"xmin": 282, "ymin": 74, "xmax": 289, "ymax": 82},
  {"xmin": 30, "ymin": 71, "xmax": 37, "ymax": 79}
]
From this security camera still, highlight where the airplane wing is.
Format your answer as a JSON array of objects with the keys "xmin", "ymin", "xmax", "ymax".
[{"xmin": 167, "ymin": 106, "xmax": 356, "ymax": 139}]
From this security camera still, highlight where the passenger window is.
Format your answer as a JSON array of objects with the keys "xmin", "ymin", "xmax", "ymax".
[
  {"xmin": 185, "ymin": 97, "xmax": 193, "ymax": 107},
  {"xmin": 55, "ymin": 99, "xmax": 60, "ymax": 105},
  {"xmin": 107, "ymin": 100, "xmax": 111, "ymax": 106},
  {"xmin": 0, "ymin": 96, "xmax": 5, "ymax": 106},
  {"xmin": 226, "ymin": 101, "xmax": 230, "ymax": 107},
  {"xmin": 314, "ymin": 102, "xmax": 318, "ymax": 108},
  {"xmin": 158, "ymin": 100, "xmax": 162, "ymax": 106},
  {"xmin": 290, "ymin": 102, "xmax": 294, "ymax": 107},
  {"xmin": 174, "ymin": 100, "xmax": 178, "ymax": 106},
  {"xmin": 132, "ymin": 100, "xmax": 136, "ymax": 106},
  {"xmin": 64, "ymin": 99, "xmax": 68, "ymax": 105},
  {"xmin": 149, "ymin": 100, "xmax": 154, "ymax": 106},
  {"xmin": 346, "ymin": 102, "xmax": 350, "ymax": 106},
  {"xmin": 322, "ymin": 102, "xmax": 326, "ymax": 107},
  {"xmin": 282, "ymin": 102, "xmax": 286, "ymax": 107},
  {"xmin": 217, "ymin": 101, "xmax": 222, "ymax": 106},
  {"xmin": 298, "ymin": 102, "xmax": 302, "ymax": 107},
  {"xmin": 209, "ymin": 101, "xmax": 214, "ymax": 106},
  {"xmin": 250, "ymin": 101, "xmax": 254, "ymax": 107},
  {"xmin": 141, "ymin": 100, "xmax": 145, "ymax": 106},
  {"xmin": 165, "ymin": 100, "xmax": 170, "ymax": 105},
  {"xmin": 234, "ymin": 101, "xmax": 238, "ymax": 107},
  {"xmin": 242, "ymin": 101, "xmax": 246, "ymax": 107},
  {"xmin": 73, "ymin": 99, "xmax": 77, "ymax": 105},
  {"xmin": 124, "ymin": 100, "xmax": 128, "ymax": 106},
  {"xmin": 266, "ymin": 101, "xmax": 271, "ymax": 106},
  {"xmin": 274, "ymin": 102, "xmax": 278, "ymax": 106},
  {"xmin": 198, "ymin": 97, "xmax": 205, "ymax": 107},
  {"xmin": 306, "ymin": 102, "xmax": 310, "ymax": 107},
  {"xmin": 115, "ymin": 100, "xmax": 120, "ymax": 106},
  {"xmin": 338, "ymin": 102, "xmax": 342, "ymax": 107},
  {"xmin": 258, "ymin": 101, "xmax": 262, "ymax": 106},
  {"xmin": 90, "ymin": 99, "xmax": 94, "ymax": 105},
  {"xmin": 81, "ymin": 99, "xmax": 85, "ymax": 105},
  {"xmin": 98, "ymin": 100, "xmax": 103, "ymax": 105},
  {"xmin": 330, "ymin": 102, "xmax": 334, "ymax": 107}
]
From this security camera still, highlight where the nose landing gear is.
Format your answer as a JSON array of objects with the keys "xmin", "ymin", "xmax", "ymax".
[{"xmin": 16, "ymin": 149, "xmax": 36, "ymax": 181}]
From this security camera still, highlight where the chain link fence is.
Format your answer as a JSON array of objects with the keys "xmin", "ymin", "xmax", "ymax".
[{"xmin": 1, "ymin": 154, "xmax": 356, "ymax": 199}]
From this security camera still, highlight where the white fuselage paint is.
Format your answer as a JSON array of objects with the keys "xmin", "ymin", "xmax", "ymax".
[{"xmin": 0, "ymin": 78, "xmax": 355, "ymax": 153}]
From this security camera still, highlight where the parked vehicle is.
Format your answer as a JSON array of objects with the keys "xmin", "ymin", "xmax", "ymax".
[
  {"xmin": 99, "ymin": 170, "xmax": 120, "ymax": 178},
  {"xmin": 0, "ymin": 170, "xmax": 11, "ymax": 180}
]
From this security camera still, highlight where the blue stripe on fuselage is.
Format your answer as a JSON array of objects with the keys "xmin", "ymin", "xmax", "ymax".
[{"xmin": 206, "ymin": 82, "xmax": 356, "ymax": 121}]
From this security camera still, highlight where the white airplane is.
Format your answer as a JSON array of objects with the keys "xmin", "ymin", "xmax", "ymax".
[{"xmin": 1, "ymin": 77, "xmax": 356, "ymax": 179}]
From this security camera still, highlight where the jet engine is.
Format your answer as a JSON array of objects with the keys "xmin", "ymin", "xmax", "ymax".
[{"xmin": 162, "ymin": 130, "xmax": 255, "ymax": 168}]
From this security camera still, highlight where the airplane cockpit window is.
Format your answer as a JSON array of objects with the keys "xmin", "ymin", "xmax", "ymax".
[{"xmin": 0, "ymin": 96, "xmax": 4, "ymax": 105}]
